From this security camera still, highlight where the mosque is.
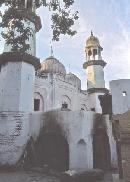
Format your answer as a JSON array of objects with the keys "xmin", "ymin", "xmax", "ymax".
[{"xmin": 0, "ymin": 1, "xmax": 130, "ymax": 181}]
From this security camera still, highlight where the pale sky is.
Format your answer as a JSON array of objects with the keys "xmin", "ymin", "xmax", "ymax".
[{"xmin": 1, "ymin": 0, "xmax": 130, "ymax": 89}]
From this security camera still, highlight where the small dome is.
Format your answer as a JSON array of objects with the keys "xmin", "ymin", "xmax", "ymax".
[
  {"xmin": 66, "ymin": 72, "xmax": 81, "ymax": 89},
  {"xmin": 40, "ymin": 56, "xmax": 66, "ymax": 75},
  {"xmin": 86, "ymin": 31, "xmax": 100, "ymax": 48}
]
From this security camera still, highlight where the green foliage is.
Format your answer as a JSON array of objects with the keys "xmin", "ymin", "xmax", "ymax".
[{"xmin": 0, "ymin": 0, "xmax": 79, "ymax": 52}]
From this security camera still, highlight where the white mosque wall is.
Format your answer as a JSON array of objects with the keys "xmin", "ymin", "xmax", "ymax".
[{"xmin": 34, "ymin": 73, "xmax": 89, "ymax": 112}]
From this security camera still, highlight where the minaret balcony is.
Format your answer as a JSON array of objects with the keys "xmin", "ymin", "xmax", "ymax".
[
  {"xmin": 83, "ymin": 60, "xmax": 107, "ymax": 69},
  {"xmin": 0, "ymin": 52, "xmax": 41, "ymax": 70}
]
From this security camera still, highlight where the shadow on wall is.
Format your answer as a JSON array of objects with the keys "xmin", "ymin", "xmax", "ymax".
[
  {"xmin": 18, "ymin": 113, "xmax": 69, "ymax": 172},
  {"xmin": 93, "ymin": 114, "xmax": 111, "ymax": 171}
]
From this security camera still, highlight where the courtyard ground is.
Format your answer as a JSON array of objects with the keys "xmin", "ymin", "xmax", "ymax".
[
  {"xmin": 0, "ymin": 170, "xmax": 60, "ymax": 182},
  {"xmin": 0, "ymin": 169, "xmax": 120, "ymax": 182}
]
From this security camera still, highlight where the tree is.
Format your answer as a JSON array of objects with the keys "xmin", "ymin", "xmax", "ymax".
[{"xmin": 0, "ymin": 0, "xmax": 79, "ymax": 52}]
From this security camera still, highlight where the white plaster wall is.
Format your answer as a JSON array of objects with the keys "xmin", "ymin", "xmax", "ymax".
[
  {"xmin": 53, "ymin": 75, "xmax": 89, "ymax": 111},
  {"xmin": 0, "ymin": 62, "xmax": 35, "ymax": 112},
  {"xmin": 0, "ymin": 62, "xmax": 22, "ymax": 112},
  {"xmin": 86, "ymin": 65, "xmax": 105, "ymax": 89},
  {"xmin": 4, "ymin": 20, "xmax": 36, "ymax": 56},
  {"xmin": 110, "ymin": 79, "xmax": 130, "ymax": 115},
  {"xmin": 19, "ymin": 62, "xmax": 35, "ymax": 112}
]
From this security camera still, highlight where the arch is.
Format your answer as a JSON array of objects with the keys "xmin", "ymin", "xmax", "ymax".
[
  {"xmin": 78, "ymin": 139, "xmax": 86, "ymax": 145},
  {"xmin": 36, "ymin": 132, "xmax": 69, "ymax": 171},
  {"xmin": 34, "ymin": 92, "xmax": 44, "ymax": 111},
  {"xmin": 61, "ymin": 95, "xmax": 71, "ymax": 110},
  {"xmin": 81, "ymin": 104, "xmax": 87, "ymax": 111},
  {"xmin": 93, "ymin": 129, "xmax": 111, "ymax": 170}
]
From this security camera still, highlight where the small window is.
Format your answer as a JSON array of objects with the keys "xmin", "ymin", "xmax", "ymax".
[
  {"xmin": 34, "ymin": 99, "xmax": 40, "ymax": 111},
  {"xmin": 62, "ymin": 103, "xmax": 68, "ymax": 109},
  {"xmin": 122, "ymin": 91, "xmax": 127, "ymax": 97}
]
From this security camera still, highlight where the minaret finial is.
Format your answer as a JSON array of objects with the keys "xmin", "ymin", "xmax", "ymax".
[{"xmin": 91, "ymin": 30, "xmax": 93, "ymax": 36}]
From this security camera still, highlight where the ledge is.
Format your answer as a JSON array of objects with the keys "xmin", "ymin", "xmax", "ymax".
[
  {"xmin": 87, "ymin": 88, "xmax": 109, "ymax": 94},
  {"xmin": 83, "ymin": 60, "xmax": 107, "ymax": 69},
  {"xmin": 0, "ymin": 52, "xmax": 41, "ymax": 70}
]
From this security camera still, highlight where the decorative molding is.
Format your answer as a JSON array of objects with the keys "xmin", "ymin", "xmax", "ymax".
[
  {"xmin": 87, "ymin": 88, "xmax": 109, "ymax": 94},
  {"xmin": 83, "ymin": 60, "xmax": 107, "ymax": 69},
  {"xmin": 0, "ymin": 52, "xmax": 41, "ymax": 70}
]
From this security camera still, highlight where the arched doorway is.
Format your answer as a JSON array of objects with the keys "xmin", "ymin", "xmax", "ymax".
[
  {"xmin": 37, "ymin": 132, "xmax": 69, "ymax": 172},
  {"xmin": 93, "ymin": 129, "xmax": 111, "ymax": 170}
]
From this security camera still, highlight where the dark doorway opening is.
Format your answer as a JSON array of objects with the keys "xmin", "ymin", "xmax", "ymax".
[
  {"xmin": 37, "ymin": 132, "xmax": 69, "ymax": 172},
  {"xmin": 93, "ymin": 130, "xmax": 111, "ymax": 170},
  {"xmin": 34, "ymin": 99, "xmax": 40, "ymax": 111}
]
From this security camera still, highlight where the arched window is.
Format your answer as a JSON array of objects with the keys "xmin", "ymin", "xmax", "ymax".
[
  {"xmin": 78, "ymin": 139, "xmax": 86, "ymax": 145},
  {"xmin": 34, "ymin": 92, "xmax": 44, "ymax": 111},
  {"xmin": 61, "ymin": 95, "xmax": 71, "ymax": 110}
]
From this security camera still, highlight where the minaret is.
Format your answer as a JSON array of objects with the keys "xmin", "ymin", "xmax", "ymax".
[
  {"xmin": 4, "ymin": 0, "xmax": 41, "ymax": 56},
  {"xmin": 83, "ymin": 32, "xmax": 109, "ymax": 112},
  {"xmin": 0, "ymin": 0, "xmax": 41, "ymax": 112}
]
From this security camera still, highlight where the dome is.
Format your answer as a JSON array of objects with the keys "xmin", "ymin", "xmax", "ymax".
[
  {"xmin": 86, "ymin": 31, "xmax": 100, "ymax": 48},
  {"xmin": 40, "ymin": 56, "xmax": 66, "ymax": 75},
  {"xmin": 66, "ymin": 72, "xmax": 81, "ymax": 89}
]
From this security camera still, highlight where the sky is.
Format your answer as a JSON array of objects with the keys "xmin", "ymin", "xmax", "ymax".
[{"xmin": 1, "ymin": 0, "xmax": 130, "ymax": 89}]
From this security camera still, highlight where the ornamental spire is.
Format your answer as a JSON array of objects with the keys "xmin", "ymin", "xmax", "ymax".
[
  {"xmin": 91, "ymin": 30, "xmax": 93, "ymax": 36},
  {"xmin": 50, "ymin": 42, "xmax": 54, "ymax": 57}
]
